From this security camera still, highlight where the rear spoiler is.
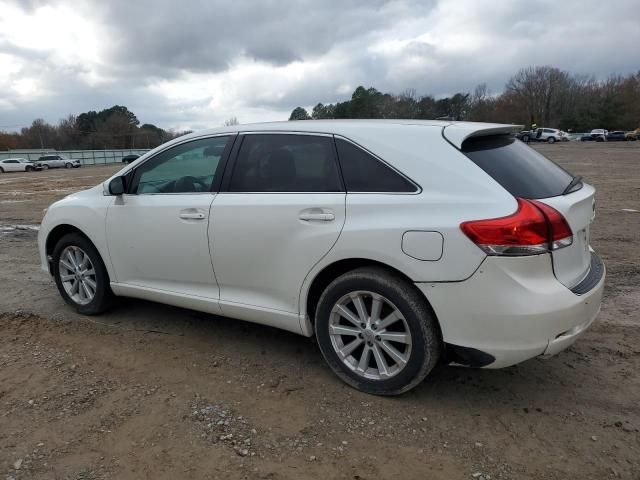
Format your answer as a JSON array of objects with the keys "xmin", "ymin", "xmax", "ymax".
[{"xmin": 443, "ymin": 123, "xmax": 523, "ymax": 149}]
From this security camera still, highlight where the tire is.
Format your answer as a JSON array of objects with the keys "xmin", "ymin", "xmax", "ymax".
[
  {"xmin": 547, "ymin": 137, "xmax": 556, "ymax": 144},
  {"xmin": 65, "ymin": 163, "xmax": 72, "ymax": 169},
  {"xmin": 0, "ymin": 167, "xmax": 4, "ymax": 173},
  {"xmin": 42, "ymin": 164, "xmax": 49, "ymax": 170},
  {"xmin": 26, "ymin": 166, "xmax": 33, "ymax": 172},
  {"xmin": 314, "ymin": 267, "xmax": 442, "ymax": 395},
  {"xmin": 52, "ymin": 233, "xmax": 115, "ymax": 315}
]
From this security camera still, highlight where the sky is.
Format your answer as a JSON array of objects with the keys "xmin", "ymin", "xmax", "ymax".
[{"xmin": 0, "ymin": 0, "xmax": 638, "ymax": 131}]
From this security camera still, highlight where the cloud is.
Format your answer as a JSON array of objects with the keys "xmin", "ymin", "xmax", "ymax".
[{"xmin": 0, "ymin": 0, "xmax": 638, "ymax": 131}]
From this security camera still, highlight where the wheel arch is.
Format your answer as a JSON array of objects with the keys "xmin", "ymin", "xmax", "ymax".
[
  {"xmin": 303, "ymin": 258, "xmax": 440, "ymax": 330},
  {"xmin": 47, "ymin": 222, "xmax": 111, "ymax": 269}
]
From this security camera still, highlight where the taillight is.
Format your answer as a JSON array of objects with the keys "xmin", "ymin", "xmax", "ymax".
[
  {"xmin": 530, "ymin": 199, "xmax": 573, "ymax": 250},
  {"xmin": 460, "ymin": 198, "xmax": 573, "ymax": 256}
]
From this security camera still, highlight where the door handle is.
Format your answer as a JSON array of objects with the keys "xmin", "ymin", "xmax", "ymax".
[
  {"xmin": 179, "ymin": 212, "xmax": 206, "ymax": 220},
  {"xmin": 299, "ymin": 212, "xmax": 335, "ymax": 221}
]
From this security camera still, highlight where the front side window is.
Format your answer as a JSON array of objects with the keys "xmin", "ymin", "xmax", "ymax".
[
  {"xmin": 335, "ymin": 138, "xmax": 418, "ymax": 193},
  {"xmin": 229, "ymin": 134, "xmax": 342, "ymax": 192},
  {"xmin": 132, "ymin": 136, "xmax": 230, "ymax": 194}
]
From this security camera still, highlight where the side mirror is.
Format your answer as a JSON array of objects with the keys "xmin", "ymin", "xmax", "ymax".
[{"xmin": 108, "ymin": 176, "xmax": 125, "ymax": 195}]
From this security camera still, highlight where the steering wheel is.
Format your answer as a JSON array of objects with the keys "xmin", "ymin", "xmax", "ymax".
[{"xmin": 174, "ymin": 176, "xmax": 198, "ymax": 193}]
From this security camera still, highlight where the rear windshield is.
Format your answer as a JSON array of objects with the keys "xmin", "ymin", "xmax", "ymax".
[{"xmin": 461, "ymin": 134, "xmax": 575, "ymax": 199}]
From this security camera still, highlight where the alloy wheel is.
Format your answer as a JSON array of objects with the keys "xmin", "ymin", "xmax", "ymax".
[
  {"xmin": 58, "ymin": 246, "xmax": 97, "ymax": 305},
  {"xmin": 328, "ymin": 291, "xmax": 412, "ymax": 380}
]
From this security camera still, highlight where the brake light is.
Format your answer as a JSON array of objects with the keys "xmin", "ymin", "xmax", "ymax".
[
  {"xmin": 460, "ymin": 198, "xmax": 573, "ymax": 256},
  {"xmin": 530, "ymin": 199, "xmax": 573, "ymax": 249}
]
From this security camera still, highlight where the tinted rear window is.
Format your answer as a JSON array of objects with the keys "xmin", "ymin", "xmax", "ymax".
[
  {"xmin": 230, "ymin": 134, "xmax": 342, "ymax": 192},
  {"xmin": 461, "ymin": 135, "xmax": 575, "ymax": 199}
]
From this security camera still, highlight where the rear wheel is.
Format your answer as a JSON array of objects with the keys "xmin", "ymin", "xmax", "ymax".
[
  {"xmin": 315, "ymin": 267, "xmax": 441, "ymax": 395},
  {"xmin": 0, "ymin": 167, "xmax": 4, "ymax": 173},
  {"xmin": 52, "ymin": 233, "xmax": 115, "ymax": 315},
  {"xmin": 42, "ymin": 164, "xmax": 49, "ymax": 170},
  {"xmin": 26, "ymin": 166, "xmax": 33, "ymax": 172},
  {"xmin": 547, "ymin": 137, "xmax": 556, "ymax": 144}
]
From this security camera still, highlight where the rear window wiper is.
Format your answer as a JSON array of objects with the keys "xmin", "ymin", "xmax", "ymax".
[{"xmin": 563, "ymin": 175, "xmax": 583, "ymax": 195}]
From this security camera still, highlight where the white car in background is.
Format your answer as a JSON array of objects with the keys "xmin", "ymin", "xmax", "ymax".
[
  {"xmin": 37, "ymin": 154, "xmax": 81, "ymax": 169},
  {"xmin": 589, "ymin": 129, "xmax": 609, "ymax": 141},
  {"xmin": 521, "ymin": 128, "xmax": 566, "ymax": 143},
  {"xmin": 37, "ymin": 120, "xmax": 605, "ymax": 395},
  {"xmin": 0, "ymin": 158, "xmax": 41, "ymax": 172}
]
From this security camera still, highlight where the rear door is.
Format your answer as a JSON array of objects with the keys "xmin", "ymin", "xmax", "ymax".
[
  {"xmin": 460, "ymin": 134, "xmax": 594, "ymax": 288},
  {"xmin": 210, "ymin": 132, "xmax": 346, "ymax": 314}
]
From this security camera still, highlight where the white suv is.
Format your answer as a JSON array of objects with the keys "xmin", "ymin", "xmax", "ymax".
[
  {"xmin": 37, "ymin": 154, "xmax": 81, "ymax": 169},
  {"xmin": 38, "ymin": 121, "xmax": 605, "ymax": 395},
  {"xmin": 522, "ymin": 128, "xmax": 565, "ymax": 143}
]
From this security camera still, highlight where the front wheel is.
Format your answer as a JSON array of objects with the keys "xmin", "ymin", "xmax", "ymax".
[
  {"xmin": 65, "ymin": 162, "xmax": 72, "ymax": 169},
  {"xmin": 52, "ymin": 233, "xmax": 115, "ymax": 315},
  {"xmin": 315, "ymin": 267, "xmax": 442, "ymax": 395}
]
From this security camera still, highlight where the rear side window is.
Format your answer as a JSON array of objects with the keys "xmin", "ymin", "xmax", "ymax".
[
  {"xmin": 335, "ymin": 138, "xmax": 417, "ymax": 193},
  {"xmin": 462, "ymin": 135, "xmax": 575, "ymax": 199},
  {"xmin": 230, "ymin": 134, "xmax": 342, "ymax": 192}
]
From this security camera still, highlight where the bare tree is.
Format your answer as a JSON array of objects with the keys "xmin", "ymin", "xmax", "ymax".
[
  {"xmin": 224, "ymin": 117, "xmax": 239, "ymax": 126},
  {"xmin": 506, "ymin": 66, "xmax": 573, "ymax": 126}
]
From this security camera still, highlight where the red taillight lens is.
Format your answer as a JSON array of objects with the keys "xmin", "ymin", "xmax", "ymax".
[
  {"xmin": 530, "ymin": 199, "xmax": 573, "ymax": 249},
  {"xmin": 460, "ymin": 198, "xmax": 573, "ymax": 256}
]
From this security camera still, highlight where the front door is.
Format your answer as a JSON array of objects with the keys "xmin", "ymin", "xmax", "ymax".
[
  {"xmin": 210, "ymin": 133, "xmax": 346, "ymax": 316},
  {"xmin": 2, "ymin": 160, "xmax": 20, "ymax": 172},
  {"xmin": 106, "ymin": 135, "xmax": 233, "ymax": 300}
]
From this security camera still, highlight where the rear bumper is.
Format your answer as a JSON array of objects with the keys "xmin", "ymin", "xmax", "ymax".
[{"xmin": 417, "ymin": 252, "xmax": 605, "ymax": 368}]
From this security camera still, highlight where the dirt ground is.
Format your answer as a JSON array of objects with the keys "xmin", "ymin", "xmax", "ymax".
[{"xmin": 0, "ymin": 142, "xmax": 639, "ymax": 480}]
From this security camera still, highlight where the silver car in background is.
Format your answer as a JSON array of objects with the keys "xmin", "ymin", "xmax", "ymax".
[{"xmin": 37, "ymin": 154, "xmax": 81, "ymax": 169}]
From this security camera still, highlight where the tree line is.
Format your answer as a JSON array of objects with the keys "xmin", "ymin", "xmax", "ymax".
[
  {"xmin": 2, "ymin": 65, "xmax": 638, "ymax": 151},
  {"xmin": 289, "ymin": 66, "xmax": 640, "ymax": 132},
  {"xmin": 0, "ymin": 105, "xmax": 190, "ymax": 151}
]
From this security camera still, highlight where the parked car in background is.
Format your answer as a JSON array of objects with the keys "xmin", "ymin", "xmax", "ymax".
[
  {"xmin": 0, "ymin": 158, "xmax": 42, "ymax": 173},
  {"xmin": 37, "ymin": 154, "xmax": 81, "ymax": 169},
  {"xmin": 521, "ymin": 128, "xmax": 564, "ymax": 143},
  {"xmin": 606, "ymin": 131, "xmax": 626, "ymax": 141},
  {"xmin": 38, "ymin": 120, "xmax": 605, "ymax": 395},
  {"xmin": 589, "ymin": 129, "xmax": 608, "ymax": 141},
  {"xmin": 122, "ymin": 154, "xmax": 140, "ymax": 164},
  {"xmin": 625, "ymin": 129, "xmax": 639, "ymax": 141}
]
